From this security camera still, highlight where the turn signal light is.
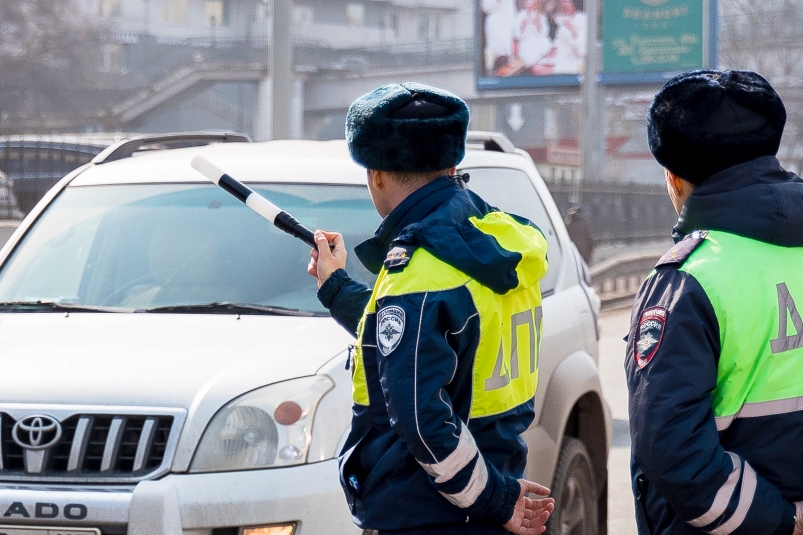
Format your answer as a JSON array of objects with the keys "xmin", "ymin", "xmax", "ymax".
[
  {"xmin": 243, "ymin": 525, "xmax": 295, "ymax": 535},
  {"xmin": 274, "ymin": 401, "xmax": 303, "ymax": 425}
]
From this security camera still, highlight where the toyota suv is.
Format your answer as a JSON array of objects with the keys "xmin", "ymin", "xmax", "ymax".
[{"xmin": 0, "ymin": 132, "xmax": 610, "ymax": 535}]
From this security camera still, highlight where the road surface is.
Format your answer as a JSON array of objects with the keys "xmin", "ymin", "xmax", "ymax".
[{"xmin": 600, "ymin": 307, "xmax": 637, "ymax": 535}]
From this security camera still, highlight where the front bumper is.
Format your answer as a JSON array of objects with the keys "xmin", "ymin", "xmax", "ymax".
[{"xmin": 0, "ymin": 460, "xmax": 359, "ymax": 535}]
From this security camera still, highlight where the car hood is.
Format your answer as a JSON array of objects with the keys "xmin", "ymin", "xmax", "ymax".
[
  {"xmin": 0, "ymin": 312, "xmax": 353, "ymax": 407},
  {"xmin": 0, "ymin": 313, "xmax": 355, "ymax": 471}
]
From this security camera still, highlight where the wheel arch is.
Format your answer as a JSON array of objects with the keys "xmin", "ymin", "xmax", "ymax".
[{"xmin": 536, "ymin": 350, "xmax": 612, "ymax": 534}]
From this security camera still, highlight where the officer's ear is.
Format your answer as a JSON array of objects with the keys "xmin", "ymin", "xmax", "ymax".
[
  {"xmin": 665, "ymin": 169, "xmax": 683, "ymax": 196},
  {"xmin": 665, "ymin": 168, "xmax": 695, "ymax": 214},
  {"xmin": 368, "ymin": 169, "xmax": 385, "ymax": 191}
]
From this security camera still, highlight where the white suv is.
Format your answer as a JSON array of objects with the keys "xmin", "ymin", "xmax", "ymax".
[{"xmin": 0, "ymin": 133, "xmax": 609, "ymax": 535}]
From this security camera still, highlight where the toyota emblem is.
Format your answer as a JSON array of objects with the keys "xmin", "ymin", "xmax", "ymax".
[{"xmin": 12, "ymin": 414, "xmax": 62, "ymax": 450}]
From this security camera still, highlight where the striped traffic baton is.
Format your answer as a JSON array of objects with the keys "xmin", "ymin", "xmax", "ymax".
[{"xmin": 191, "ymin": 155, "xmax": 324, "ymax": 249}]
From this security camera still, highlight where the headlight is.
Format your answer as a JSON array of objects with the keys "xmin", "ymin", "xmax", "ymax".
[{"xmin": 190, "ymin": 375, "xmax": 334, "ymax": 473}]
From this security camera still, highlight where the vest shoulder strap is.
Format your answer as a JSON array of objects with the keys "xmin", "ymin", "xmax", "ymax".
[{"xmin": 655, "ymin": 230, "xmax": 709, "ymax": 268}]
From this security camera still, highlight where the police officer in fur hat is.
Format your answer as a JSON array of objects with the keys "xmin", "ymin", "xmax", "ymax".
[
  {"xmin": 307, "ymin": 82, "xmax": 555, "ymax": 535},
  {"xmin": 626, "ymin": 69, "xmax": 803, "ymax": 535}
]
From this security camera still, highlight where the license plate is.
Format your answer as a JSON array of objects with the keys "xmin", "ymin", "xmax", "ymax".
[{"xmin": 0, "ymin": 526, "xmax": 100, "ymax": 535}]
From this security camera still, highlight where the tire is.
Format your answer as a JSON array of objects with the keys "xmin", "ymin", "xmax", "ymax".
[{"xmin": 545, "ymin": 437, "xmax": 599, "ymax": 535}]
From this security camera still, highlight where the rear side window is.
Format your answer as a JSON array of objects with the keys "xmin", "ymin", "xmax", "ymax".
[{"xmin": 464, "ymin": 167, "xmax": 563, "ymax": 294}]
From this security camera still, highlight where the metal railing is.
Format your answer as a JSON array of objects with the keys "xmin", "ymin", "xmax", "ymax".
[
  {"xmin": 545, "ymin": 178, "xmax": 676, "ymax": 246},
  {"xmin": 590, "ymin": 251, "xmax": 662, "ymax": 309},
  {"xmin": 0, "ymin": 136, "xmax": 112, "ymax": 213},
  {"xmin": 295, "ymin": 38, "xmax": 472, "ymax": 72}
]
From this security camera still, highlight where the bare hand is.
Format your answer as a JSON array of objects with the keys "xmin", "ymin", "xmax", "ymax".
[
  {"xmin": 503, "ymin": 479, "xmax": 554, "ymax": 535},
  {"xmin": 307, "ymin": 230, "xmax": 347, "ymax": 288},
  {"xmin": 793, "ymin": 501, "xmax": 803, "ymax": 535}
]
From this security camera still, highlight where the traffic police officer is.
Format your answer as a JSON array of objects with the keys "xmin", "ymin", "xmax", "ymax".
[
  {"xmin": 626, "ymin": 70, "xmax": 803, "ymax": 535},
  {"xmin": 307, "ymin": 82, "xmax": 555, "ymax": 535}
]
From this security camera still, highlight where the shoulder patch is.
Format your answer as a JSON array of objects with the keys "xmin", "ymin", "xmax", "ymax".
[
  {"xmin": 655, "ymin": 230, "xmax": 708, "ymax": 268},
  {"xmin": 384, "ymin": 244, "xmax": 416, "ymax": 271},
  {"xmin": 635, "ymin": 307, "xmax": 667, "ymax": 369},
  {"xmin": 377, "ymin": 306, "xmax": 405, "ymax": 356}
]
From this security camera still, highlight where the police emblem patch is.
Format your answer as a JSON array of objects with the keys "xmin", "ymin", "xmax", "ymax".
[
  {"xmin": 377, "ymin": 306, "xmax": 405, "ymax": 356},
  {"xmin": 636, "ymin": 307, "xmax": 667, "ymax": 369}
]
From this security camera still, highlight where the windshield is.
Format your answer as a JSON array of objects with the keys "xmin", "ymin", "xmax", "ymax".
[
  {"xmin": 0, "ymin": 169, "xmax": 561, "ymax": 314},
  {"xmin": 0, "ymin": 184, "xmax": 381, "ymax": 314}
]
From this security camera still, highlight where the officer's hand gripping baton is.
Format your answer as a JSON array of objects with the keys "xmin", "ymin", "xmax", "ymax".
[{"xmin": 191, "ymin": 155, "xmax": 327, "ymax": 249}]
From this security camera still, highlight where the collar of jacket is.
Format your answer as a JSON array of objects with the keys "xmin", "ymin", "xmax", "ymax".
[
  {"xmin": 673, "ymin": 155, "xmax": 803, "ymax": 247},
  {"xmin": 355, "ymin": 176, "xmax": 462, "ymax": 274}
]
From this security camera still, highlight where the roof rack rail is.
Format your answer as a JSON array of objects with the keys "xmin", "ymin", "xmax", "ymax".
[
  {"xmin": 92, "ymin": 132, "xmax": 251, "ymax": 164},
  {"xmin": 465, "ymin": 131, "xmax": 517, "ymax": 154}
]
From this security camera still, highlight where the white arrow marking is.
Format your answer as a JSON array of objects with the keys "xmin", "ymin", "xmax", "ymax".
[{"xmin": 507, "ymin": 103, "xmax": 525, "ymax": 132}]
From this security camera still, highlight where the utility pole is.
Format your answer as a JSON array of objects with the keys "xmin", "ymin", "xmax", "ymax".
[
  {"xmin": 270, "ymin": 0, "xmax": 293, "ymax": 140},
  {"xmin": 580, "ymin": 0, "xmax": 603, "ymax": 196}
]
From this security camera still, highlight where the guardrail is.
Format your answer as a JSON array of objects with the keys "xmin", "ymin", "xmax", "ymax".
[
  {"xmin": 544, "ymin": 178, "xmax": 677, "ymax": 246},
  {"xmin": 590, "ymin": 251, "xmax": 662, "ymax": 309}
]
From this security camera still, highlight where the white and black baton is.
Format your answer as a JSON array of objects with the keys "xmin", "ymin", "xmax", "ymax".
[{"xmin": 191, "ymin": 155, "xmax": 324, "ymax": 249}]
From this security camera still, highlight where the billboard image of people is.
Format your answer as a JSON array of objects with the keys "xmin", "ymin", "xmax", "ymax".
[{"xmin": 478, "ymin": 0, "xmax": 587, "ymax": 87}]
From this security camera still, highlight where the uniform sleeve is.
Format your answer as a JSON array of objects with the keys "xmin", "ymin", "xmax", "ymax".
[
  {"xmin": 317, "ymin": 269, "xmax": 372, "ymax": 336},
  {"xmin": 375, "ymin": 288, "xmax": 521, "ymax": 525},
  {"xmin": 626, "ymin": 268, "xmax": 795, "ymax": 535}
]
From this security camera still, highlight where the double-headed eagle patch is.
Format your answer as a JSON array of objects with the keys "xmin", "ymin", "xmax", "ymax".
[
  {"xmin": 377, "ymin": 306, "xmax": 405, "ymax": 356},
  {"xmin": 636, "ymin": 307, "xmax": 667, "ymax": 369}
]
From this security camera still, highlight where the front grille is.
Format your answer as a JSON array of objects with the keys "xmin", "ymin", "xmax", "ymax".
[{"xmin": 0, "ymin": 412, "xmax": 175, "ymax": 481}]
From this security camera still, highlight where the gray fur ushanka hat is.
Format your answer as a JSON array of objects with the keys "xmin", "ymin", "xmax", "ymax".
[
  {"xmin": 345, "ymin": 82, "xmax": 470, "ymax": 172},
  {"xmin": 648, "ymin": 69, "xmax": 786, "ymax": 184}
]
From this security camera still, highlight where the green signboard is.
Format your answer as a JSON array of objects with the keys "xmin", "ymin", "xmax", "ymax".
[{"xmin": 603, "ymin": 0, "xmax": 705, "ymax": 73}]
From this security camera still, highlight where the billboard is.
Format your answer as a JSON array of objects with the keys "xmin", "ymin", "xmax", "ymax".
[
  {"xmin": 603, "ymin": 0, "xmax": 706, "ymax": 79},
  {"xmin": 476, "ymin": 0, "xmax": 589, "ymax": 90},
  {"xmin": 475, "ymin": 0, "xmax": 717, "ymax": 89}
]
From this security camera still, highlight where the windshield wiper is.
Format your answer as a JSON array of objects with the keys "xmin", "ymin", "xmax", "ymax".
[
  {"xmin": 0, "ymin": 301, "xmax": 132, "ymax": 313},
  {"xmin": 142, "ymin": 302, "xmax": 327, "ymax": 317}
]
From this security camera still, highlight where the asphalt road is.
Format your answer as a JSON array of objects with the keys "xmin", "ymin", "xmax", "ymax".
[{"xmin": 599, "ymin": 307, "xmax": 638, "ymax": 535}]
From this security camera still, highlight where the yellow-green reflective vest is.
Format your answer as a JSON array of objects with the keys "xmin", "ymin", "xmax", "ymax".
[
  {"xmin": 351, "ymin": 211, "xmax": 548, "ymax": 419},
  {"xmin": 680, "ymin": 230, "xmax": 803, "ymax": 430}
]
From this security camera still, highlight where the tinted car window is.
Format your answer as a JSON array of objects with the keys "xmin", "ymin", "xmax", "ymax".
[
  {"xmin": 464, "ymin": 167, "xmax": 563, "ymax": 294},
  {"xmin": 0, "ymin": 183, "xmax": 380, "ymax": 313}
]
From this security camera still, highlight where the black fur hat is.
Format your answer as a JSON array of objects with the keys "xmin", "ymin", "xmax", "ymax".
[
  {"xmin": 648, "ymin": 70, "xmax": 786, "ymax": 184},
  {"xmin": 346, "ymin": 82, "xmax": 470, "ymax": 172}
]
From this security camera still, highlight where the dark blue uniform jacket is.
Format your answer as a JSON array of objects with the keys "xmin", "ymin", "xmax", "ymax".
[
  {"xmin": 626, "ymin": 156, "xmax": 803, "ymax": 535},
  {"xmin": 318, "ymin": 177, "xmax": 540, "ymax": 533}
]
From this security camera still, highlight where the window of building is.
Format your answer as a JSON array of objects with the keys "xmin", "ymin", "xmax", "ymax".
[
  {"xmin": 346, "ymin": 3, "xmax": 365, "ymax": 27},
  {"xmin": 101, "ymin": 44, "xmax": 125, "ymax": 73},
  {"xmin": 163, "ymin": 0, "xmax": 190, "ymax": 24},
  {"xmin": 417, "ymin": 13, "xmax": 442, "ymax": 41},
  {"xmin": 293, "ymin": 6, "xmax": 313, "ymax": 25},
  {"xmin": 205, "ymin": 0, "xmax": 231, "ymax": 26},
  {"xmin": 417, "ymin": 14, "xmax": 429, "ymax": 40},
  {"xmin": 387, "ymin": 13, "xmax": 400, "ymax": 37},
  {"xmin": 98, "ymin": 0, "xmax": 123, "ymax": 18}
]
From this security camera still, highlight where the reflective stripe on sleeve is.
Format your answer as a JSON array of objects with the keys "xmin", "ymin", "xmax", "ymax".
[
  {"xmin": 688, "ymin": 452, "xmax": 741, "ymax": 528},
  {"xmin": 419, "ymin": 425, "xmax": 479, "ymax": 484},
  {"xmin": 715, "ymin": 395, "xmax": 803, "ymax": 431},
  {"xmin": 439, "ymin": 454, "xmax": 489, "ymax": 508},
  {"xmin": 708, "ymin": 462, "xmax": 758, "ymax": 535}
]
